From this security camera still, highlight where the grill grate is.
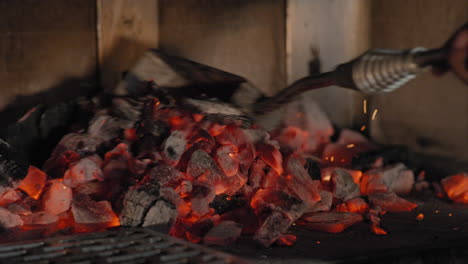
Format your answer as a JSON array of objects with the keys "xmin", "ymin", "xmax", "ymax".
[{"xmin": 0, "ymin": 227, "xmax": 248, "ymax": 264}]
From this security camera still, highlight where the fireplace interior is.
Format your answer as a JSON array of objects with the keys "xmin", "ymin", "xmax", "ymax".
[{"xmin": 0, "ymin": 1, "xmax": 468, "ymax": 263}]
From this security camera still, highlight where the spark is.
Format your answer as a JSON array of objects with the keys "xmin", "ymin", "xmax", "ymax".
[
  {"xmin": 330, "ymin": 156, "xmax": 335, "ymax": 162},
  {"xmin": 346, "ymin": 144, "xmax": 355, "ymax": 148},
  {"xmin": 360, "ymin": 125, "xmax": 366, "ymax": 132},
  {"xmin": 316, "ymin": 241, "xmax": 321, "ymax": 244},
  {"xmin": 323, "ymin": 175, "xmax": 331, "ymax": 182},
  {"xmin": 416, "ymin": 213, "xmax": 424, "ymax": 221},
  {"xmin": 448, "ymin": 213, "xmax": 453, "ymax": 217},
  {"xmin": 371, "ymin": 109, "xmax": 379, "ymax": 120},
  {"xmin": 363, "ymin": 99, "xmax": 367, "ymax": 114}
]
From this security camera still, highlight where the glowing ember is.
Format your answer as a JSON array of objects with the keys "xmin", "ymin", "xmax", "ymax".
[
  {"xmin": 441, "ymin": 173, "xmax": 468, "ymax": 204},
  {"xmin": 2, "ymin": 89, "xmax": 458, "ymax": 249},
  {"xmin": 416, "ymin": 213, "xmax": 424, "ymax": 221},
  {"xmin": 18, "ymin": 166, "xmax": 47, "ymax": 199}
]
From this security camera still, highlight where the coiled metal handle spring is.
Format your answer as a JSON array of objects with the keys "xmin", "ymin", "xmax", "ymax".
[{"xmin": 352, "ymin": 48, "xmax": 427, "ymax": 94}]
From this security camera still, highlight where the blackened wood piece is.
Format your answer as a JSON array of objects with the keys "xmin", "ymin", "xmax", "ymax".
[
  {"xmin": 181, "ymin": 98, "xmax": 252, "ymax": 127},
  {"xmin": 116, "ymin": 50, "xmax": 246, "ymax": 99},
  {"xmin": 0, "ymin": 139, "xmax": 28, "ymax": 189},
  {"xmin": 2, "ymin": 100, "xmax": 79, "ymax": 166},
  {"xmin": 352, "ymin": 145, "xmax": 468, "ymax": 181}
]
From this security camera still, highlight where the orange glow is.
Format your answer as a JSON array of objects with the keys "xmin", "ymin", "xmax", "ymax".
[
  {"xmin": 124, "ymin": 128, "xmax": 137, "ymax": 142},
  {"xmin": 363, "ymin": 99, "xmax": 367, "ymax": 114},
  {"xmin": 441, "ymin": 174, "xmax": 468, "ymax": 204},
  {"xmin": 448, "ymin": 213, "xmax": 453, "ymax": 217},
  {"xmin": 192, "ymin": 113, "xmax": 204, "ymax": 122},
  {"xmin": 276, "ymin": 234, "xmax": 296, "ymax": 246},
  {"xmin": 360, "ymin": 125, "xmax": 366, "ymax": 132},
  {"xmin": 208, "ymin": 124, "xmax": 226, "ymax": 137},
  {"xmin": 371, "ymin": 225, "xmax": 388, "ymax": 235},
  {"xmin": 416, "ymin": 213, "xmax": 424, "ymax": 221},
  {"xmin": 18, "ymin": 166, "xmax": 47, "ymax": 199},
  {"xmin": 169, "ymin": 116, "xmax": 184, "ymax": 128},
  {"xmin": 316, "ymin": 241, "xmax": 321, "ymax": 244},
  {"xmin": 346, "ymin": 144, "xmax": 355, "ymax": 148}
]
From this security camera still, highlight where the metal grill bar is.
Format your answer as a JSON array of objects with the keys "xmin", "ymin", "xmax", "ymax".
[{"xmin": 0, "ymin": 227, "xmax": 249, "ymax": 264}]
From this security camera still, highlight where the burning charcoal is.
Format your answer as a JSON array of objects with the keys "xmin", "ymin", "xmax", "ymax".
[
  {"xmin": 163, "ymin": 130, "xmax": 188, "ymax": 165},
  {"xmin": 237, "ymin": 143, "xmax": 256, "ymax": 173},
  {"xmin": 187, "ymin": 150, "xmax": 227, "ymax": 194},
  {"xmin": 300, "ymin": 212, "xmax": 363, "ymax": 233},
  {"xmin": 251, "ymin": 189, "xmax": 306, "ymax": 247},
  {"xmin": 145, "ymin": 164, "xmax": 185, "ymax": 187},
  {"xmin": 248, "ymin": 159, "xmax": 267, "ymax": 190},
  {"xmin": 42, "ymin": 180, "xmax": 72, "ymax": 215},
  {"xmin": 136, "ymin": 119, "xmax": 169, "ymax": 139},
  {"xmin": 215, "ymin": 125, "xmax": 249, "ymax": 146},
  {"xmin": 120, "ymin": 182, "xmax": 160, "ymax": 226},
  {"xmin": 256, "ymin": 141, "xmax": 283, "ymax": 175},
  {"xmin": 8, "ymin": 203, "xmax": 31, "ymax": 216},
  {"xmin": 368, "ymin": 192, "xmax": 418, "ymax": 213},
  {"xmin": 209, "ymin": 194, "xmax": 246, "ymax": 215},
  {"xmin": 18, "ymin": 166, "xmax": 47, "ymax": 199},
  {"xmin": 174, "ymin": 181, "xmax": 193, "ymax": 197},
  {"xmin": 0, "ymin": 207, "xmax": 23, "ymax": 228},
  {"xmin": 0, "ymin": 139, "xmax": 28, "ymax": 191},
  {"xmin": 368, "ymin": 208, "xmax": 388, "ymax": 235},
  {"xmin": 0, "ymin": 188, "xmax": 22, "ymax": 206},
  {"xmin": 276, "ymin": 234, "xmax": 297, "ymax": 246},
  {"xmin": 254, "ymin": 210, "xmax": 294, "ymax": 247},
  {"xmin": 203, "ymin": 221, "xmax": 242, "ymax": 246},
  {"xmin": 307, "ymin": 190, "xmax": 332, "ymax": 213},
  {"xmin": 361, "ymin": 163, "xmax": 415, "ymax": 195},
  {"xmin": 215, "ymin": 145, "xmax": 239, "ymax": 177},
  {"xmin": 74, "ymin": 181, "xmax": 109, "ymax": 201},
  {"xmin": 22, "ymin": 211, "xmax": 58, "ymax": 225},
  {"xmin": 112, "ymin": 97, "xmax": 142, "ymax": 123},
  {"xmin": 441, "ymin": 173, "xmax": 468, "ymax": 204},
  {"xmin": 43, "ymin": 133, "xmax": 103, "ymax": 178},
  {"xmin": 344, "ymin": 197, "xmax": 369, "ymax": 214},
  {"xmin": 277, "ymin": 100, "xmax": 334, "ymax": 153},
  {"xmin": 322, "ymin": 168, "xmax": 360, "ymax": 201},
  {"xmin": 88, "ymin": 115, "xmax": 128, "ymax": 141},
  {"xmin": 273, "ymin": 126, "xmax": 310, "ymax": 154},
  {"xmin": 284, "ymin": 157, "xmax": 321, "ymax": 206},
  {"xmin": 160, "ymin": 187, "xmax": 186, "ymax": 216},
  {"xmin": 322, "ymin": 129, "xmax": 377, "ymax": 167},
  {"xmin": 142, "ymin": 199, "xmax": 177, "ymax": 228},
  {"xmin": 71, "ymin": 194, "xmax": 119, "ymax": 225},
  {"xmin": 103, "ymin": 160, "xmax": 129, "ymax": 180},
  {"xmin": 63, "ymin": 156, "xmax": 103, "ymax": 188},
  {"xmin": 128, "ymin": 158, "xmax": 152, "ymax": 176},
  {"xmin": 190, "ymin": 182, "xmax": 216, "ymax": 216}
]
